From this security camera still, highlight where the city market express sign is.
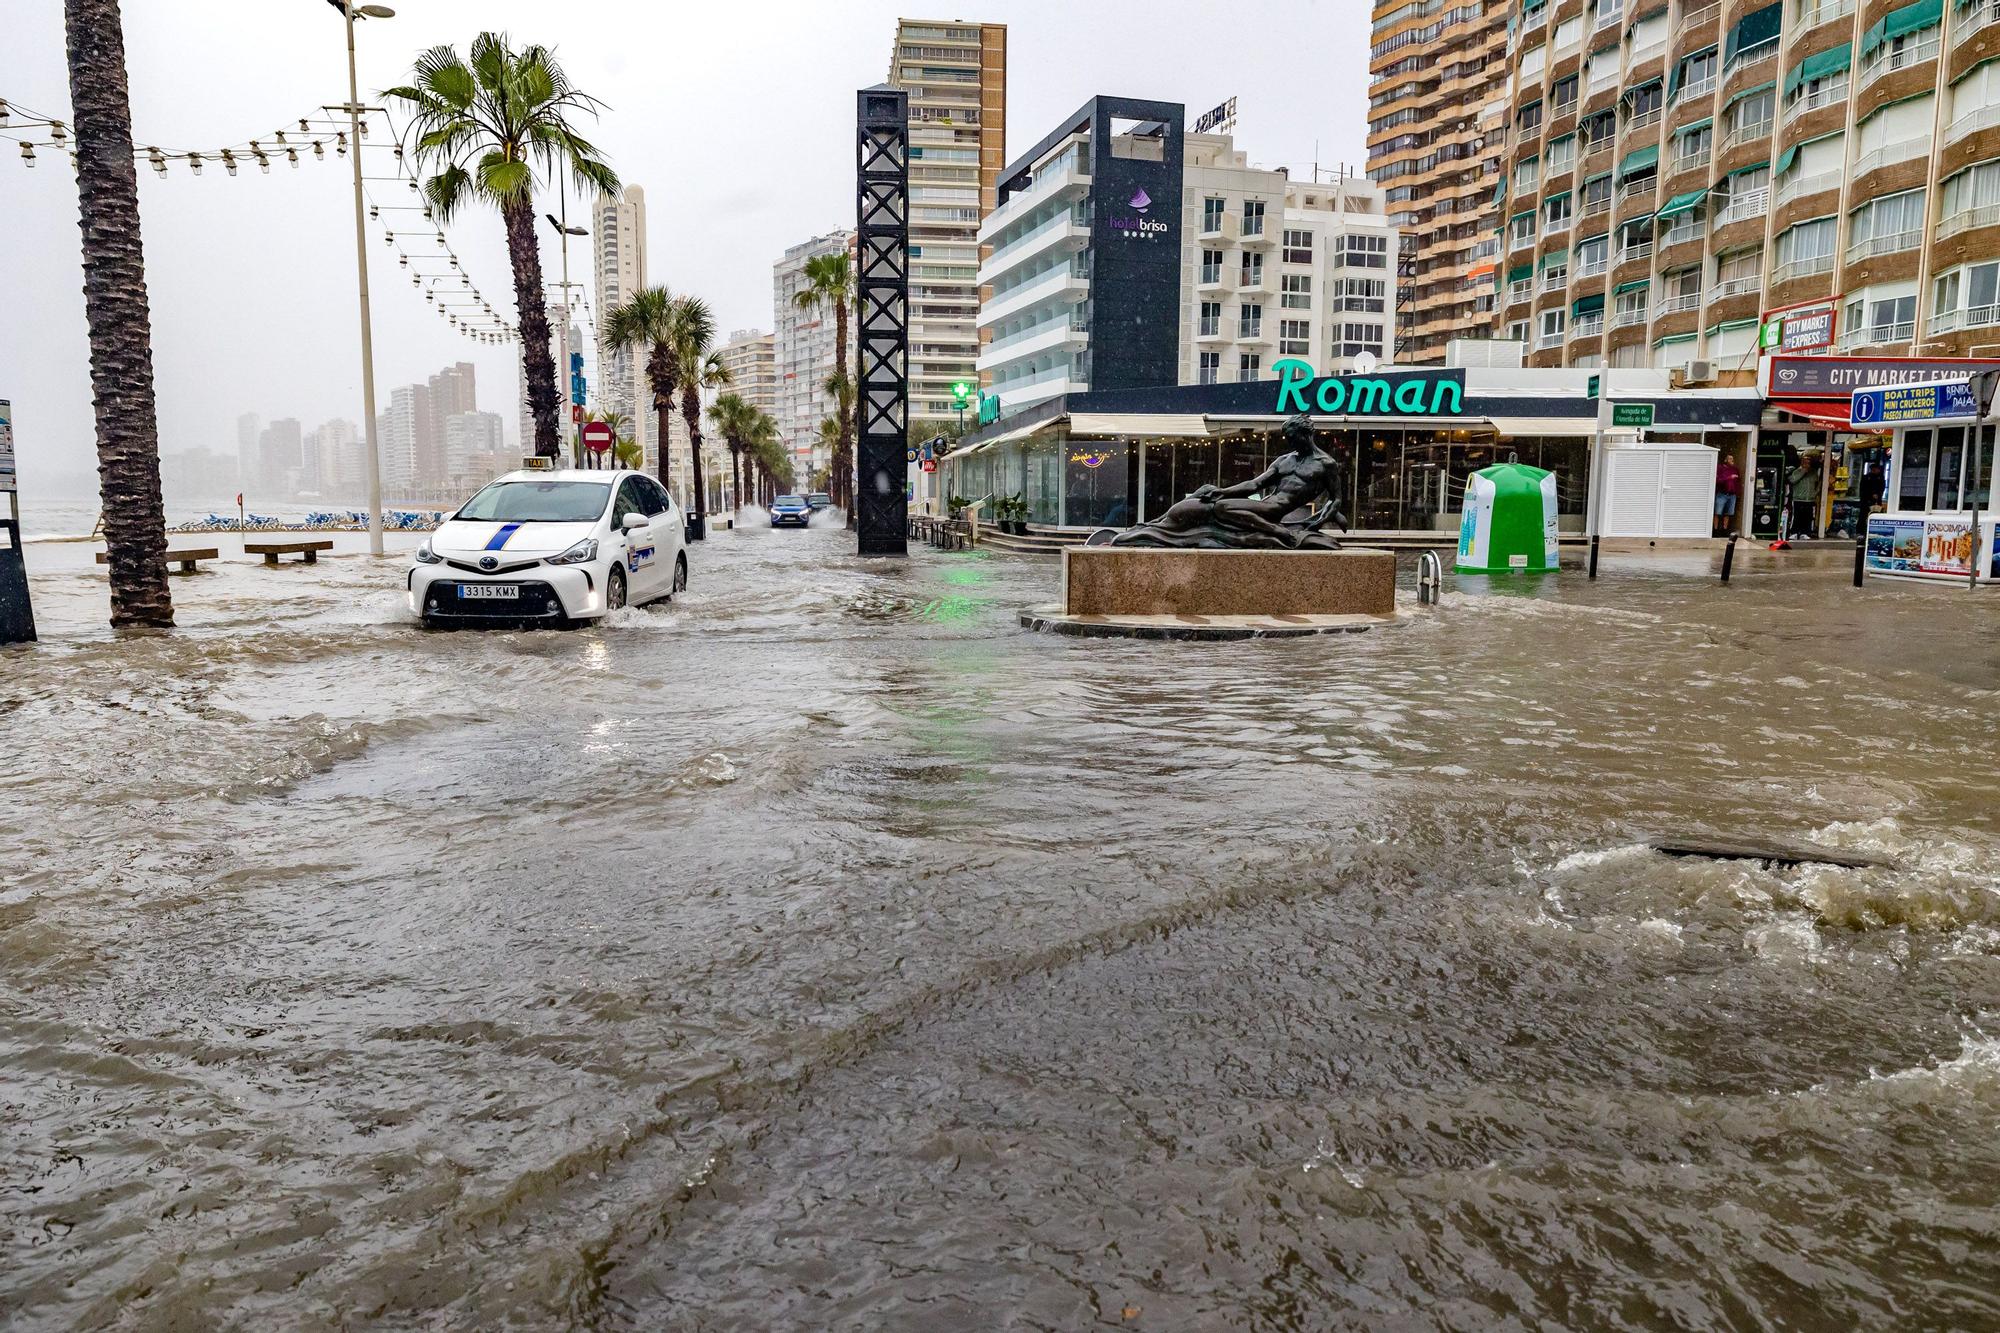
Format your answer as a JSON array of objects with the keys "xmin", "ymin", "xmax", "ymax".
[{"xmin": 1272, "ymin": 358, "xmax": 1465, "ymax": 416}]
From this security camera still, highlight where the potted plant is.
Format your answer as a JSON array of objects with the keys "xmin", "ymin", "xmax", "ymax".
[
  {"xmin": 999, "ymin": 493, "xmax": 1029, "ymax": 534},
  {"xmin": 947, "ymin": 494, "xmax": 969, "ymax": 521}
]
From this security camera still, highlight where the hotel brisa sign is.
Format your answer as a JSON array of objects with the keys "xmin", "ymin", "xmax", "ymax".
[{"xmin": 1271, "ymin": 358, "xmax": 1466, "ymax": 417}]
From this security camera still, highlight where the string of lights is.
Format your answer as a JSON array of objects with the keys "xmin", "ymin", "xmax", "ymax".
[{"xmin": 0, "ymin": 95, "xmax": 366, "ymax": 174}]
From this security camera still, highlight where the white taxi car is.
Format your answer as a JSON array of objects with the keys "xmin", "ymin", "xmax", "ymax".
[{"xmin": 409, "ymin": 469, "xmax": 687, "ymax": 627}]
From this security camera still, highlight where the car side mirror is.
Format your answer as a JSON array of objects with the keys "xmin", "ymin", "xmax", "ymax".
[{"xmin": 621, "ymin": 512, "xmax": 648, "ymax": 532}]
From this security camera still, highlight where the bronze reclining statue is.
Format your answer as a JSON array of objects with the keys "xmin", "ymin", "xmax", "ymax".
[{"xmin": 1096, "ymin": 413, "xmax": 1349, "ymax": 550}]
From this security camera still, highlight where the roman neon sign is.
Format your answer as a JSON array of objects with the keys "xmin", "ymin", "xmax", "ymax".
[{"xmin": 1271, "ymin": 357, "xmax": 1465, "ymax": 416}]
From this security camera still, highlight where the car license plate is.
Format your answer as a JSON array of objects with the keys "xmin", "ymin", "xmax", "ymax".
[{"xmin": 460, "ymin": 583, "xmax": 518, "ymax": 600}]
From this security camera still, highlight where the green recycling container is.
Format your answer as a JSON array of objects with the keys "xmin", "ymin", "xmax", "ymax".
[{"xmin": 1456, "ymin": 462, "xmax": 1559, "ymax": 574}]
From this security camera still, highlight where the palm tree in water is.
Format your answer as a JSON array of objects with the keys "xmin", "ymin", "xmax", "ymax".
[
  {"xmin": 63, "ymin": 0, "xmax": 172, "ymax": 626},
  {"xmin": 667, "ymin": 295, "xmax": 728, "ymax": 538},
  {"xmin": 387, "ymin": 34, "xmax": 618, "ymax": 458},
  {"xmin": 602, "ymin": 286, "xmax": 682, "ymax": 496},
  {"xmin": 708, "ymin": 392, "xmax": 758, "ymax": 516},
  {"xmin": 790, "ymin": 251, "xmax": 854, "ymax": 513}
]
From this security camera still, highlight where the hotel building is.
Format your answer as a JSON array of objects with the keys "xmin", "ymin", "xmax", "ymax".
[
  {"xmin": 888, "ymin": 19, "xmax": 1007, "ymax": 419},
  {"xmin": 977, "ymin": 99, "xmax": 1401, "ymax": 421},
  {"xmin": 1495, "ymin": 0, "xmax": 2000, "ymax": 374},
  {"xmin": 1366, "ymin": 0, "xmax": 1512, "ymax": 363}
]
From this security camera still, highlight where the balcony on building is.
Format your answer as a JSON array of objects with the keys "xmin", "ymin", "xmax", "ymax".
[{"xmin": 976, "ymin": 207, "xmax": 1089, "ymax": 286}]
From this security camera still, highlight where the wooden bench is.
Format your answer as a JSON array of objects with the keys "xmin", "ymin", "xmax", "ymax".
[
  {"xmin": 243, "ymin": 539, "xmax": 334, "ymax": 565},
  {"xmin": 98, "ymin": 548, "xmax": 218, "ymax": 574}
]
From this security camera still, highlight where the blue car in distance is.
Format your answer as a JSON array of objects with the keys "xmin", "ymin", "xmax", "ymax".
[{"xmin": 771, "ymin": 494, "xmax": 812, "ymax": 529}]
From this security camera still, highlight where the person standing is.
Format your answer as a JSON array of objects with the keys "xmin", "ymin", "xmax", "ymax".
[
  {"xmin": 1714, "ymin": 452, "xmax": 1742, "ymax": 537},
  {"xmin": 1787, "ymin": 453, "xmax": 1821, "ymax": 540}
]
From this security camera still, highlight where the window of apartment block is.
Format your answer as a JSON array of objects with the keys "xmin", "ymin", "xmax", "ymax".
[
  {"xmin": 1519, "ymin": 100, "xmax": 1545, "ymax": 135},
  {"xmin": 1548, "ymin": 135, "xmax": 1577, "ymax": 174},
  {"xmin": 1341, "ymin": 234, "xmax": 1390, "ymax": 268},
  {"xmin": 1844, "ymin": 287, "xmax": 1917, "ymax": 342},
  {"xmin": 1630, "ymin": 11, "xmax": 1667, "ymax": 49},
  {"xmin": 1628, "ymin": 82, "xmax": 1664, "ymax": 119},
  {"xmin": 1199, "ymin": 300, "xmax": 1222, "ymax": 337},
  {"xmin": 1582, "ymin": 174, "xmax": 1614, "ymax": 211},
  {"xmin": 1539, "ymin": 307, "xmax": 1568, "ymax": 342},
  {"xmin": 1581, "ymin": 109, "xmax": 1617, "ymax": 145},
  {"xmin": 1950, "ymin": 62, "xmax": 2000, "ymax": 141},
  {"xmin": 1932, "ymin": 261, "xmax": 2000, "ymax": 331},
  {"xmin": 1201, "ymin": 248, "xmax": 1223, "ymax": 283},
  {"xmin": 1511, "ymin": 211, "xmax": 1538, "ymax": 245},
  {"xmin": 1863, "ymin": 17, "xmax": 1940, "ymax": 79},
  {"xmin": 1615, "ymin": 283, "xmax": 1649, "ymax": 320},
  {"xmin": 1282, "ymin": 229, "xmax": 1314, "ymax": 264},
  {"xmin": 1546, "ymin": 192, "xmax": 1574, "ymax": 230},
  {"xmin": 1516, "ymin": 156, "xmax": 1542, "ymax": 192},
  {"xmin": 1714, "ymin": 246, "xmax": 1763, "ymax": 290},
  {"xmin": 1506, "ymin": 319, "xmax": 1530, "ymax": 343},
  {"xmin": 1239, "ymin": 302, "xmax": 1264, "ymax": 337},
  {"xmin": 1730, "ymin": 87, "xmax": 1775, "ymax": 138},
  {"xmin": 1594, "ymin": 0, "xmax": 1623, "ymax": 26},
  {"xmin": 1237, "ymin": 352, "xmax": 1262, "ymax": 382},
  {"xmin": 1848, "ymin": 188, "xmax": 1927, "ymax": 257},
  {"xmin": 1338, "ymin": 277, "xmax": 1388, "ymax": 311},
  {"xmin": 1282, "ymin": 274, "xmax": 1313, "ymax": 309},
  {"xmin": 1941, "ymin": 158, "xmax": 2000, "ymax": 230},
  {"xmin": 1522, "ymin": 44, "xmax": 1548, "ymax": 78},
  {"xmin": 1241, "ymin": 251, "xmax": 1265, "ymax": 287},
  {"xmin": 1676, "ymin": 47, "xmax": 1719, "ymax": 98},
  {"xmin": 1242, "ymin": 199, "xmax": 1266, "ymax": 236},
  {"xmin": 1673, "ymin": 122, "xmax": 1714, "ymax": 170},
  {"xmin": 1856, "ymin": 94, "xmax": 1932, "ymax": 172},
  {"xmin": 1662, "ymin": 266, "xmax": 1702, "ymax": 307},
  {"xmin": 1338, "ymin": 323, "xmax": 1385, "ymax": 356},
  {"xmin": 1577, "ymin": 233, "xmax": 1610, "ymax": 273},
  {"xmin": 1554, "ymin": 75, "xmax": 1581, "ymax": 111},
  {"xmin": 1198, "ymin": 351, "xmax": 1221, "ymax": 384},
  {"xmin": 1203, "ymin": 197, "xmax": 1226, "ymax": 233},
  {"xmin": 1774, "ymin": 215, "xmax": 1837, "ymax": 274},
  {"xmin": 1786, "ymin": 51, "xmax": 1848, "ymax": 114},
  {"xmin": 1612, "ymin": 341, "xmax": 1648, "ymax": 367},
  {"xmin": 1280, "ymin": 319, "xmax": 1312, "ymax": 355},
  {"xmin": 1556, "ymin": 15, "xmax": 1584, "ymax": 48}
]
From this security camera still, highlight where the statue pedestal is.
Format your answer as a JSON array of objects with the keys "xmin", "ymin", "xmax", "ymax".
[{"xmin": 1062, "ymin": 547, "xmax": 1397, "ymax": 618}]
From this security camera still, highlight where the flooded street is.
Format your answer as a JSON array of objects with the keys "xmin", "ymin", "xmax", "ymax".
[{"xmin": 5, "ymin": 527, "xmax": 2000, "ymax": 1330}]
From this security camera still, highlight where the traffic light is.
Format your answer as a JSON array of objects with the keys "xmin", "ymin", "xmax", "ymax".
[{"xmin": 951, "ymin": 379, "xmax": 972, "ymax": 408}]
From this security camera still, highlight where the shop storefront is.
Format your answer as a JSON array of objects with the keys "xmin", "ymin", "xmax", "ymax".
[
  {"xmin": 1853, "ymin": 379, "xmax": 1999, "ymax": 585},
  {"xmin": 1760, "ymin": 355, "xmax": 2000, "ymax": 542},
  {"xmin": 942, "ymin": 365, "xmax": 1760, "ymax": 534}
]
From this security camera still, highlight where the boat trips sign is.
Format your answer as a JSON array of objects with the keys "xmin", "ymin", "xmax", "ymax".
[{"xmin": 1849, "ymin": 381, "xmax": 1980, "ymax": 427}]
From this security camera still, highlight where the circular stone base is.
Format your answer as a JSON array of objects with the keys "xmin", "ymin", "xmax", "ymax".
[{"xmin": 1019, "ymin": 606, "xmax": 1400, "ymax": 640}]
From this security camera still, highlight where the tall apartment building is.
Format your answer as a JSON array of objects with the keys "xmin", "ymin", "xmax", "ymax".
[
  {"xmin": 978, "ymin": 100, "xmax": 1402, "ymax": 415},
  {"xmin": 1366, "ymin": 0, "xmax": 1511, "ymax": 363},
  {"xmin": 888, "ymin": 18, "xmax": 1007, "ymax": 419},
  {"xmin": 593, "ymin": 185, "xmax": 648, "ymax": 462},
  {"xmin": 423, "ymin": 361, "xmax": 477, "ymax": 489},
  {"xmin": 257, "ymin": 418, "xmax": 303, "ymax": 496},
  {"xmin": 381, "ymin": 384, "xmax": 429, "ymax": 496},
  {"xmin": 307, "ymin": 418, "xmax": 362, "ymax": 501},
  {"xmin": 1497, "ymin": 0, "xmax": 2000, "ymax": 374},
  {"xmin": 1179, "ymin": 137, "xmax": 1400, "ymax": 385},
  {"xmin": 716, "ymin": 328, "xmax": 777, "ymax": 418},
  {"xmin": 442, "ymin": 411, "xmax": 504, "ymax": 485},
  {"xmin": 773, "ymin": 231, "xmax": 853, "ymax": 483}
]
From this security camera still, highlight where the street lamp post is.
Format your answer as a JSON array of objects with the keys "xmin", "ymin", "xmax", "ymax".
[
  {"xmin": 330, "ymin": 0, "xmax": 394, "ymax": 555},
  {"xmin": 543, "ymin": 194, "xmax": 589, "ymax": 468}
]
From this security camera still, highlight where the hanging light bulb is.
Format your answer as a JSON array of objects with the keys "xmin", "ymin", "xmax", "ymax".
[
  {"xmin": 385, "ymin": 231, "xmax": 395, "ymax": 246},
  {"xmin": 312, "ymin": 141, "xmax": 325, "ymax": 161},
  {"xmin": 19, "ymin": 141, "xmax": 36, "ymax": 168},
  {"xmin": 435, "ymin": 231, "xmax": 445, "ymax": 246},
  {"xmin": 286, "ymin": 148, "xmax": 299, "ymax": 168},
  {"xmin": 147, "ymin": 147, "xmax": 167, "ymax": 176},
  {"xmin": 369, "ymin": 205, "xmax": 379, "ymax": 220},
  {"xmin": 399, "ymin": 255, "xmax": 408, "ymax": 268},
  {"xmin": 275, "ymin": 130, "xmax": 288, "ymax": 145},
  {"xmin": 462, "ymin": 276, "xmax": 470, "ymax": 287},
  {"xmin": 188, "ymin": 152, "xmax": 202, "ymax": 175},
  {"xmin": 335, "ymin": 132, "xmax": 347, "ymax": 157},
  {"xmin": 0, "ymin": 99, "xmax": 10, "ymax": 129},
  {"xmin": 48, "ymin": 120, "xmax": 67, "ymax": 144},
  {"xmin": 299, "ymin": 119, "xmax": 311, "ymax": 134},
  {"xmin": 221, "ymin": 149, "xmax": 238, "ymax": 176},
  {"xmin": 255, "ymin": 152, "xmax": 270, "ymax": 174}
]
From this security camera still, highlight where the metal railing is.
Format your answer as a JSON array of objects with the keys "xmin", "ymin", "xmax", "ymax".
[
  {"xmin": 1683, "ymin": 1, "xmax": 1719, "ymax": 26},
  {"xmin": 1771, "ymin": 254, "xmax": 1835, "ymax": 282},
  {"xmin": 1861, "ymin": 35, "xmax": 1939, "ymax": 87},
  {"xmin": 1628, "ymin": 108, "xmax": 1664, "ymax": 131},
  {"xmin": 1846, "ymin": 229, "xmax": 1923, "ymax": 261},
  {"xmin": 1929, "ymin": 303, "xmax": 2000, "ymax": 334},
  {"xmin": 1939, "ymin": 203, "xmax": 2000, "ymax": 240},
  {"xmin": 1775, "ymin": 168, "xmax": 1842, "ymax": 204},
  {"xmin": 1959, "ymin": 0, "xmax": 2000, "ymax": 44},
  {"xmin": 1615, "ymin": 303, "xmax": 1649, "ymax": 326},
  {"xmin": 1712, "ymin": 276, "xmax": 1762, "ymax": 299},
  {"xmin": 1658, "ymin": 291, "xmax": 1703, "ymax": 314}
]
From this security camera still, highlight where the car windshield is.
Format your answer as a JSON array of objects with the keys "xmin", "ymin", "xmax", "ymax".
[
  {"xmin": 775, "ymin": 495, "xmax": 805, "ymax": 506},
  {"xmin": 457, "ymin": 480, "xmax": 610, "ymax": 523}
]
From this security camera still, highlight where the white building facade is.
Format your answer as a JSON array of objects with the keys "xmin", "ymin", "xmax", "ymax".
[
  {"xmin": 593, "ymin": 185, "xmax": 648, "ymax": 462},
  {"xmin": 773, "ymin": 230, "xmax": 853, "ymax": 485}
]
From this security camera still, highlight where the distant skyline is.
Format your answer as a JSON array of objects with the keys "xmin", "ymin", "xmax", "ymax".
[{"xmin": 1, "ymin": 0, "xmax": 1370, "ymax": 501}]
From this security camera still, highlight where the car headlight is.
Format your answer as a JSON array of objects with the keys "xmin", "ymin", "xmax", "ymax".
[
  {"xmin": 545, "ymin": 537, "xmax": 598, "ymax": 565},
  {"xmin": 415, "ymin": 540, "xmax": 442, "ymax": 564}
]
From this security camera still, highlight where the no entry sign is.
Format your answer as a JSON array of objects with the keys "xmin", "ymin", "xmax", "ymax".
[{"xmin": 581, "ymin": 421, "xmax": 615, "ymax": 454}]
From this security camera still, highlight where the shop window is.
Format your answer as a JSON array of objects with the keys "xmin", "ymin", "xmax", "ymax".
[
  {"xmin": 1896, "ymin": 430, "xmax": 1932, "ymax": 511},
  {"xmin": 1931, "ymin": 426, "xmax": 1966, "ymax": 510}
]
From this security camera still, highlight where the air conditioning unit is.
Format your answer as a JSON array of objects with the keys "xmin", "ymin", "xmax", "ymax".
[{"xmin": 1683, "ymin": 359, "xmax": 1716, "ymax": 384}]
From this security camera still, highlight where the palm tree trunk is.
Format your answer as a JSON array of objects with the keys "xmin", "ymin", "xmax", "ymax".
[
  {"xmin": 501, "ymin": 195, "xmax": 559, "ymax": 458},
  {"xmin": 834, "ymin": 301, "xmax": 852, "ymax": 519},
  {"xmin": 728, "ymin": 443, "xmax": 742, "ymax": 512},
  {"xmin": 647, "ymin": 345, "xmax": 676, "ymax": 497},
  {"xmin": 680, "ymin": 387, "xmax": 706, "ymax": 540},
  {"xmin": 64, "ymin": 0, "xmax": 172, "ymax": 627}
]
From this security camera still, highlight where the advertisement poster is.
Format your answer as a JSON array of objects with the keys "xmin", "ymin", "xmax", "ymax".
[
  {"xmin": 1865, "ymin": 515, "xmax": 1924, "ymax": 574},
  {"xmin": 1920, "ymin": 519, "xmax": 1975, "ymax": 576}
]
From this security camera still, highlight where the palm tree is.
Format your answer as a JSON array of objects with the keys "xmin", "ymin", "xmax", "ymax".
[
  {"xmin": 602, "ymin": 286, "xmax": 681, "ymax": 496},
  {"xmin": 64, "ymin": 0, "xmax": 172, "ymax": 627},
  {"xmin": 612, "ymin": 437, "xmax": 642, "ymax": 469},
  {"xmin": 790, "ymin": 251, "xmax": 855, "ymax": 511},
  {"xmin": 709, "ymin": 392, "xmax": 759, "ymax": 515},
  {"xmin": 748, "ymin": 409, "xmax": 781, "ymax": 506},
  {"xmin": 387, "ymin": 34, "xmax": 617, "ymax": 458},
  {"xmin": 668, "ymin": 295, "xmax": 727, "ymax": 539}
]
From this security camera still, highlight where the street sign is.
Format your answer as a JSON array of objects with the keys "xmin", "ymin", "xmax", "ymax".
[
  {"xmin": 0, "ymin": 400, "xmax": 15, "ymax": 494},
  {"xmin": 1586, "ymin": 374, "xmax": 1600, "ymax": 400},
  {"xmin": 1611, "ymin": 402, "xmax": 1654, "ymax": 428},
  {"xmin": 581, "ymin": 420, "xmax": 615, "ymax": 454},
  {"xmin": 922, "ymin": 458, "xmax": 937, "ymax": 473},
  {"xmin": 1850, "ymin": 380, "xmax": 1980, "ymax": 428}
]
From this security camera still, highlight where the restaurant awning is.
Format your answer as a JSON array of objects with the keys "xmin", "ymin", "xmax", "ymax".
[
  {"xmin": 1069, "ymin": 413, "xmax": 1210, "ymax": 437},
  {"xmin": 960, "ymin": 418, "xmax": 1051, "ymax": 452}
]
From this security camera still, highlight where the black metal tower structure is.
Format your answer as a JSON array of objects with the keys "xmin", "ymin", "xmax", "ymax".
[{"xmin": 855, "ymin": 85, "xmax": 909, "ymax": 556}]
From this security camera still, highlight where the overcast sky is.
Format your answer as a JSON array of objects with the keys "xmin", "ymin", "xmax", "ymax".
[{"xmin": 2, "ymin": 0, "xmax": 1368, "ymax": 500}]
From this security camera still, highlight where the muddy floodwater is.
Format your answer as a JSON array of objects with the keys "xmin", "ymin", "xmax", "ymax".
[{"xmin": 4, "ymin": 526, "xmax": 2000, "ymax": 1330}]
